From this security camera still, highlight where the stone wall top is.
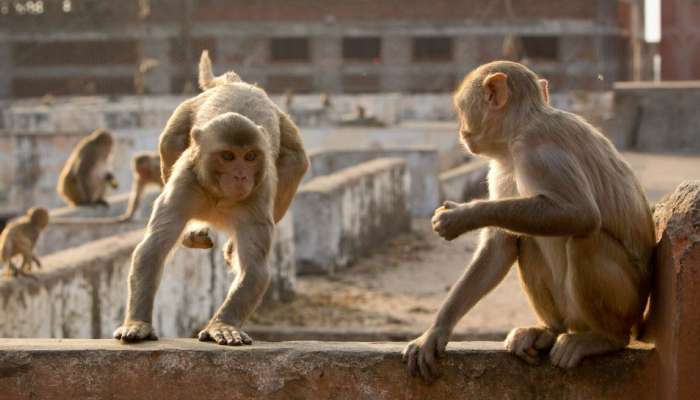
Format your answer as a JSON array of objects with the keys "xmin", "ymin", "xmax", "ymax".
[{"xmin": 0, "ymin": 339, "xmax": 656, "ymax": 400}]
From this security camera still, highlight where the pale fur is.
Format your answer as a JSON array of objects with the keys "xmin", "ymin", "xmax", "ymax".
[
  {"xmin": 114, "ymin": 50, "xmax": 308, "ymax": 346},
  {"xmin": 0, "ymin": 207, "xmax": 49, "ymax": 277},
  {"xmin": 404, "ymin": 61, "xmax": 655, "ymax": 380}
]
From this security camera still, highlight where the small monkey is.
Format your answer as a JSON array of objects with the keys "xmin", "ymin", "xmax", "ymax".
[
  {"xmin": 118, "ymin": 152, "xmax": 164, "ymax": 222},
  {"xmin": 0, "ymin": 207, "xmax": 49, "ymax": 277},
  {"xmin": 403, "ymin": 61, "xmax": 655, "ymax": 381},
  {"xmin": 113, "ymin": 50, "xmax": 309, "ymax": 346},
  {"xmin": 57, "ymin": 129, "xmax": 119, "ymax": 207}
]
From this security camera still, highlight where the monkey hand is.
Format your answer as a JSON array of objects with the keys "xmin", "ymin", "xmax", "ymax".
[
  {"xmin": 401, "ymin": 326, "xmax": 449, "ymax": 384},
  {"xmin": 198, "ymin": 320, "xmax": 253, "ymax": 346},
  {"xmin": 113, "ymin": 320, "xmax": 158, "ymax": 342},
  {"xmin": 432, "ymin": 201, "xmax": 479, "ymax": 240}
]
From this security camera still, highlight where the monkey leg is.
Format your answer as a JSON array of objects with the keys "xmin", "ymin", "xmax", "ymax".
[
  {"xmin": 549, "ymin": 233, "xmax": 643, "ymax": 368},
  {"xmin": 509, "ymin": 237, "xmax": 565, "ymax": 364},
  {"xmin": 199, "ymin": 220, "xmax": 273, "ymax": 346},
  {"xmin": 273, "ymin": 111, "xmax": 309, "ymax": 223},
  {"xmin": 114, "ymin": 189, "xmax": 193, "ymax": 342}
]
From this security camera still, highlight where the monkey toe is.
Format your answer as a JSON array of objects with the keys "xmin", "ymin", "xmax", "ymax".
[
  {"xmin": 505, "ymin": 326, "xmax": 553, "ymax": 365},
  {"xmin": 114, "ymin": 321, "xmax": 156, "ymax": 343},
  {"xmin": 199, "ymin": 322, "xmax": 252, "ymax": 346}
]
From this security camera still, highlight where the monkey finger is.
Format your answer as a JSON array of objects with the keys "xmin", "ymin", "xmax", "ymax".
[
  {"xmin": 423, "ymin": 347, "xmax": 441, "ymax": 379},
  {"xmin": 240, "ymin": 331, "xmax": 253, "ymax": 345},
  {"xmin": 213, "ymin": 331, "xmax": 226, "ymax": 345},
  {"xmin": 417, "ymin": 351, "xmax": 435, "ymax": 384},
  {"xmin": 406, "ymin": 347, "xmax": 418, "ymax": 377},
  {"xmin": 113, "ymin": 328, "xmax": 124, "ymax": 340},
  {"xmin": 198, "ymin": 330, "xmax": 212, "ymax": 342},
  {"xmin": 516, "ymin": 348, "xmax": 539, "ymax": 365},
  {"xmin": 222, "ymin": 330, "xmax": 235, "ymax": 345}
]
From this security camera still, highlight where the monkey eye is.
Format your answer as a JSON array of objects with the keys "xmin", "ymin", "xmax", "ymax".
[
  {"xmin": 244, "ymin": 151, "xmax": 257, "ymax": 162},
  {"xmin": 221, "ymin": 151, "xmax": 235, "ymax": 161}
]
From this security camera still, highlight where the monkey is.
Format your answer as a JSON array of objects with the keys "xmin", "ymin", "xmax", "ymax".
[
  {"xmin": 113, "ymin": 50, "xmax": 309, "ymax": 346},
  {"xmin": 118, "ymin": 152, "xmax": 164, "ymax": 222},
  {"xmin": 57, "ymin": 129, "xmax": 119, "ymax": 207},
  {"xmin": 402, "ymin": 61, "xmax": 655, "ymax": 381},
  {"xmin": 0, "ymin": 207, "xmax": 49, "ymax": 277}
]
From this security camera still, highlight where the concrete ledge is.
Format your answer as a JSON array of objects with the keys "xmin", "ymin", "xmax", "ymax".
[
  {"xmin": 306, "ymin": 147, "xmax": 440, "ymax": 216},
  {"xmin": 0, "ymin": 214, "xmax": 296, "ymax": 338},
  {"xmin": 0, "ymin": 339, "xmax": 656, "ymax": 400},
  {"xmin": 439, "ymin": 159, "xmax": 489, "ymax": 203},
  {"xmin": 35, "ymin": 188, "xmax": 160, "ymax": 256},
  {"xmin": 294, "ymin": 157, "xmax": 411, "ymax": 274}
]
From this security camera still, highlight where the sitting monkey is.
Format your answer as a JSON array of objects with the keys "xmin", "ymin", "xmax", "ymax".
[
  {"xmin": 118, "ymin": 152, "xmax": 164, "ymax": 222},
  {"xmin": 113, "ymin": 50, "xmax": 309, "ymax": 345},
  {"xmin": 57, "ymin": 129, "xmax": 119, "ymax": 207},
  {"xmin": 403, "ymin": 61, "xmax": 655, "ymax": 380},
  {"xmin": 0, "ymin": 207, "xmax": 49, "ymax": 277}
]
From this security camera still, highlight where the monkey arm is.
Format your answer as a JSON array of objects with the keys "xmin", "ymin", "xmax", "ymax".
[
  {"xmin": 434, "ymin": 229, "xmax": 518, "ymax": 331},
  {"xmin": 120, "ymin": 178, "xmax": 145, "ymax": 222},
  {"xmin": 273, "ymin": 111, "xmax": 309, "ymax": 223},
  {"xmin": 209, "ymin": 218, "xmax": 274, "ymax": 328},
  {"xmin": 73, "ymin": 151, "xmax": 97, "ymax": 203}
]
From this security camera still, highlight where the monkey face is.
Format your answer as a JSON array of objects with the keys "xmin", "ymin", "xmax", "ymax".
[{"xmin": 206, "ymin": 145, "xmax": 262, "ymax": 201}]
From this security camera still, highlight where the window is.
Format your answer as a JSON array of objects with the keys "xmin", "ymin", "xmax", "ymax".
[
  {"xmin": 412, "ymin": 36, "xmax": 453, "ymax": 62},
  {"xmin": 521, "ymin": 36, "xmax": 559, "ymax": 61},
  {"xmin": 266, "ymin": 75, "xmax": 313, "ymax": 93},
  {"xmin": 269, "ymin": 38, "xmax": 310, "ymax": 62},
  {"xmin": 342, "ymin": 74, "xmax": 380, "ymax": 93},
  {"xmin": 342, "ymin": 37, "xmax": 381, "ymax": 62},
  {"xmin": 12, "ymin": 40, "xmax": 138, "ymax": 66}
]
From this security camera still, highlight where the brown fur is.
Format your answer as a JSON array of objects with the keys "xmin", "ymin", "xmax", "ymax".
[
  {"xmin": 119, "ymin": 152, "xmax": 163, "ymax": 222},
  {"xmin": 0, "ymin": 207, "xmax": 49, "ymax": 277},
  {"xmin": 113, "ymin": 50, "xmax": 309, "ymax": 345},
  {"xmin": 403, "ymin": 61, "xmax": 655, "ymax": 381},
  {"xmin": 57, "ymin": 129, "xmax": 118, "ymax": 207}
]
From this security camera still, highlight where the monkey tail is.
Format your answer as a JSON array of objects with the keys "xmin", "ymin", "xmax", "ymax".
[{"xmin": 198, "ymin": 50, "xmax": 242, "ymax": 91}]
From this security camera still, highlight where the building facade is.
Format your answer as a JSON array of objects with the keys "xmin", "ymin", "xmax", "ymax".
[{"xmin": 0, "ymin": 0, "xmax": 633, "ymax": 98}]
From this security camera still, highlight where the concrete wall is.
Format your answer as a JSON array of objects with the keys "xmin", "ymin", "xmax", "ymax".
[
  {"xmin": 0, "ymin": 213, "xmax": 296, "ymax": 339},
  {"xmin": 606, "ymin": 82, "xmax": 700, "ymax": 152},
  {"xmin": 0, "ymin": 339, "xmax": 656, "ymax": 400},
  {"xmin": 306, "ymin": 147, "xmax": 439, "ymax": 216},
  {"xmin": 439, "ymin": 159, "xmax": 489, "ymax": 203},
  {"xmin": 35, "ymin": 189, "xmax": 160, "ymax": 256},
  {"xmin": 294, "ymin": 158, "xmax": 411, "ymax": 274}
]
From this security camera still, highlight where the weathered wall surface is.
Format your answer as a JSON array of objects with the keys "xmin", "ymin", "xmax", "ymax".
[
  {"xmin": 606, "ymin": 82, "xmax": 700, "ymax": 152},
  {"xmin": 0, "ymin": 213, "xmax": 296, "ymax": 338},
  {"xmin": 0, "ymin": 339, "xmax": 657, "ymax": 400},
  {"xmin": 439, "ymin": 158, "xmax": 490, "ymax": 203},
  {"xmin": 294, "ymin": 157, "xmax": 411, "ymax": 274},
  {"xmin": 306, "ymin": 147, "xmax": 439, "ymax": 216},
  {"xmin": 35, "ymin": 189, "xmax": 160, "ymax": 256},
  {"xmin": 647, "ymin": 180, "xmax": 700, "ymax": 400}
]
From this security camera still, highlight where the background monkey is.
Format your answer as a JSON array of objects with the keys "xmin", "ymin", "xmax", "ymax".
[
  {"xmin": 118, "ymin": 152, "xmax": 163, "ymax": 222},
  {"xmin": 403, "ymin": 61, "xmax": 655, "ymax": 381},
  {"xmin": 57, "ymin": 129, "xmax": 119, "ymax": 207},
  {"xmin": 113, "ymin": 50, "xmax": 309, "ymax": 345},
  {"xmin": 0, "ymin": 207, "xmax": 49, "ymax": 277}
]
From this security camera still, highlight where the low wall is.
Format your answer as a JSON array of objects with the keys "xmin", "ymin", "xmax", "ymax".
[
  {"xmin": 0, "ymin": 213, "xmax": 296, "ymax": 339},
  {"xmin": 439, "ymin": 159, "xmax": 489, "ymax": 203},
  {"xmin": 606, "ymin": 81, "xmax": 700, "ymax": 152},
  {"xmin": 306, "ymin": 147, "xmax": 439, "ymax": 216},
  {"xmin": 0, "ymin": 339, "xmax": 656, "ymax": 400},
  {"xmin": 294, "ymin": 157, "xmax": 411, "ymax": 274},
  {"xmin": 35, "ymin": 188, "xmax": 160, "ymax": 256}
]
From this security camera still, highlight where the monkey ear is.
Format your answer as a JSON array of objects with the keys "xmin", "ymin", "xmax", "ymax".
[
  {"xmin": 482, "ymin": 72, "xmax": 509, "ymax": 110},
  {"xmin": 190, "ymin": 127, "xmax": 203, "ymax": 143},
  {"xmin": 538, "ymin": 79, "xmax": 550, "ymax": 104}
]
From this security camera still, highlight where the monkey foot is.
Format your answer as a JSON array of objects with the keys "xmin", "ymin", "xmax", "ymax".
[
  {"xmin": 113, "ymin": 320, "xmax": 158, "ymax": 342},
  {"xmin": 549, "ymin": 332, "xmax": 623, "ymax": 368},
  {"xmin": 182, "ymin": 228, "xmax": 214, "ymax": 249},
  {"xmin": 505, "ymin": 326, "xmax": 557, "ymax": 365},
  {"xmin": 198, "ymin": 321, "xmax": 252, "ymax": 346}
]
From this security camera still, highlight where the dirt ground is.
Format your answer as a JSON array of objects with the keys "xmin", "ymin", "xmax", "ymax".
[
  {"xmin": 252, "ymin": 218, "xmax": 537, "ymax": 338},
  {"xmin": 251, "ymin": 151, "xmax": 700, "ymax": 338}
]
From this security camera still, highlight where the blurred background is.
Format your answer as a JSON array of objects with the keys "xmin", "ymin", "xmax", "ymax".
[{"xmin": 0, "ymin": 0, "xmax": 698, "ymax": 342}]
